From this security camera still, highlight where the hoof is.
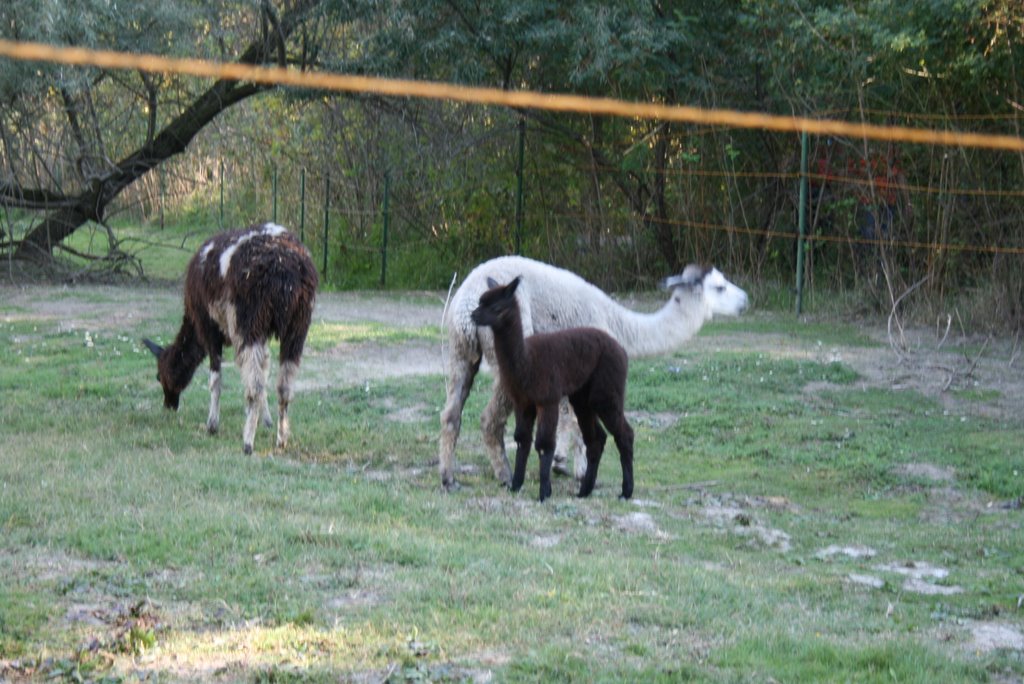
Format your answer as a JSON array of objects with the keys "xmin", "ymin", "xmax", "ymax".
[
  {"xmin": 207, "ymin": 424, "xmax": 218, "ymax": 435},
  {"xmin": 442, "ymin": 479, "xmax": 461, "ymax": 493},
  {"xmin": 552, "ymin": 462, "xmax": 571, "ymax": 477},
  {"xmin": 243, "ymin": 443, "xmax": 253, "ymax": 456},
  {"xmin": 618, "ymin": 492, "xmax": 632, "ymax": 501}
]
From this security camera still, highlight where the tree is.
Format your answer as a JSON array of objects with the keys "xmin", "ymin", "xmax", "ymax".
[
  {"xmin": 0, "ymin": 0, "xmax": 327, "ymax": 262},
  {"xmin": 330, "ymin": 0, "xmax": 742, "ymax": 271}
]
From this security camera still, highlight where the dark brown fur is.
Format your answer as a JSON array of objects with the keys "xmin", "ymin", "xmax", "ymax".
[
  {"xmin": 471, "ymin": 277, "xmax": 634, "ymax": 501},
  {"xmin": 144, "ymin": 223, "xmax": 318, "ymax": 453}
]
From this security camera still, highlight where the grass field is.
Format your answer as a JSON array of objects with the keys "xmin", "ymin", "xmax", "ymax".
[{"xmin": 0, "ymin": 278, "xmax": 1022, "ymax": 683}]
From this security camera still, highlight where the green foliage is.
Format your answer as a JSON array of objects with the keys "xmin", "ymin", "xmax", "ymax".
[{"xmin": 0, "ymin": 0, "xmax": 196, "ymax": 98}]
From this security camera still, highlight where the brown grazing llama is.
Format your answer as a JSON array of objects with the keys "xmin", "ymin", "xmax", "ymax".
[
  {"xmin": 143, "ymin": 222, "xmax": 318, "ymax": 454},
  {"xmin": 471, "ymin": 276, "xmax": 635, "ymax": 502}
]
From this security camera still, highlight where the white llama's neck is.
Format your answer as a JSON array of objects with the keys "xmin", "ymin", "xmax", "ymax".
[{"xmin": 603, "ymin": 293, "xmax": 707, "ymax": 358}]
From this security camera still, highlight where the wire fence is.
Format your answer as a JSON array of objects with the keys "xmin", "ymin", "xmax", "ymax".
[
  {"xmin": 98, "ymin": 126, "xmax": 1024, "ymax": 292},
  {"xmin": 1, "ymin": 39, "xmax": 1022, "ymax": 326}
]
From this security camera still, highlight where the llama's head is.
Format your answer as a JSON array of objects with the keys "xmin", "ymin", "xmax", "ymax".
[
  {"xmin": 471, "ymin": 276, "xmax": 521, "ymax": 328},
  {"xmin": 142, "ymin": 338, "xmax": 185, "ymax": 411},
  {"xmin": 664, "ymin": 265, "xmax": 749, "ymax": 319}
]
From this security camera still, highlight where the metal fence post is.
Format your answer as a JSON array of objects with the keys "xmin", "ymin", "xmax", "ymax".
[
  {"xmin": 272, "ymin": 162, "xmax": 278, "ymax": 223},
  {"xmin": 796, "ymin": 131, "xmax": 809, "ymax": 315},
  {"xmin": 299, "ymin": 168, "xmax": 306, "ymax": 243},
  {"xmin": 322, "ymin": 174, "xmax": 330, "ymax": 277},
  {"xmin": 219, "ymin": 160, "xmax": 225, "ymax": 229},
  {"xmin": 380, "ymin": 171, "xmax": 390, "ymax": 288},
  {"xmin": 158, "ymin": 165, "xmax": 165, "ymax": 230},
  {"xmin": 515, "ymin": 117, "xmax": 525, "ymax": 254}
]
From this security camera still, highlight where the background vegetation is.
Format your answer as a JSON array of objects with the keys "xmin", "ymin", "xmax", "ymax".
[{"xmin": 1, "ymin": 0, "xmax": 1023, "ymax": 331}]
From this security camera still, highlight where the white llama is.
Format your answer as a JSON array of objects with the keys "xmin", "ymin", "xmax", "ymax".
[{"xmin": 439, "ymin": 256, "xmax": 749, "ymax": 490}]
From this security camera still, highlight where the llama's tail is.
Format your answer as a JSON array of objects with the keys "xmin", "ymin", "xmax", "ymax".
[{"xmin": 440, "ymin": 271, "xmax": 459, "ymax": 396}]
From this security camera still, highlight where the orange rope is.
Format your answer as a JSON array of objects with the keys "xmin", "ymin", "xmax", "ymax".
[
  {"xmin": 588, "ymin": 163, "xmax": 1024, "ymax": 198},
  {"xmin": 2, "ymin": 39, "xmax": 1024, "ymax": 152}
]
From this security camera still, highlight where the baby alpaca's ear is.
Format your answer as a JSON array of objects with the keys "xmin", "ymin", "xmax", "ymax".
[{"xmin": 507, "ymin": 275, "xmax": 522, "ymax": 296}]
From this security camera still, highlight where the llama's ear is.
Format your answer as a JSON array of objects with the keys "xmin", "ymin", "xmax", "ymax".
[
  {"xmin": 142, "ymin": 338, "xmax": 164, "ymax": 358},
  {"xmin": 663, "ymin": 264, "xmax": 708, "ymax": 290},
  {"xmin": 486, "ymin": 276, "xmax": 499, "ymax": 289},
  {"xmin": 507, "ymin": 276, "xmax": 522, "ymax": 295}
]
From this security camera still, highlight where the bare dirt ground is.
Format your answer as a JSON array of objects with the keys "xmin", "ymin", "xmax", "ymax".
[
  {"xmin": 5, "ymin": 284, "xmax": 1020, "ymax": 422},
  {"xmin": 311, "ymin": 290, "xmax": 1024, "ymax": 424}
]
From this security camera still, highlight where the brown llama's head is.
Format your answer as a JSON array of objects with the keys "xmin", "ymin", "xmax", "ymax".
[
  {"xmin": 471, "ymin": 276, "xmax": 521, "ymax": 328},
  {"xmin": 142, "ymin": 338, "xmax": 184, "ymax": 411}
]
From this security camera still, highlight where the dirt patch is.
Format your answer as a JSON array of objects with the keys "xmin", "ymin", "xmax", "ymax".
[
  {"xmin": 815, "ymin": 545, "xmax": 878, "ymax": 561},
  {"xmin": 612, "ymin": 511, "xmax": 669, "ymax": 539},
  {"xmin": 300, "ymin": 339, "xmax": 443, "ymax": 392},
  {"xmin": 313, "ymin": 292, "xmax": 445, "ymax": 329},
  {"xmin": 0, "ymin": 547, "xmax": 115, "ymax": 584},
  {"xmin": 847, "ymin": 574, "xmax": 886, "ymax": 589},
  {"xmin": 697, "ymin": 494, "xmax": 793, "ymax": 551},
  {"xmin": 897, "ymin": 462, "xmax": 956, "ymax": 483},
  {"xmin": 966, "ymin": 622, "xmax": 1024, "ymax": 653},
  {"xmin": 627, "ymin": 411, "xmax": 681, "ymax": 431},
  {"xmin": 5, "ymin": 284, "xmax": 1021, "ymax": 423},
  {"xmin": 873, "ymin": 560, "xmax": 965, "ymax": 595},
  {"xmin": 1, "ymin": 284, "xmax": 173, "ymax": 332},
  {"xmin": 530, "ymin": 534, "xmax": 562, "ymax": 549}
]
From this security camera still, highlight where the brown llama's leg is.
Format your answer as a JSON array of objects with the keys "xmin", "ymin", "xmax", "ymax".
[
  {"xmin": 207, "ymin": 355, "xmax": 222, "ymax": 435},
  {"xmin": 238, "ymin": 344, "xmax": 268, "ymax": 455},
  {"xmin": 510, "ymin": 405, "xmax": 536, "ymax": 493},
  {"xmin": 259, "ymin": 343, "xmax": 273, "ymax": 429},
  {"xmin": 480, "ymin": 382, "xmax": 514, "ymax": 487},
  {"xmin": 277, "ymin": 317, "xmax": 311, "ymax": 451},
  {"xmin": 571, "ymin": 398, "xmax": 606, "ymax": 498},
  {"xmin": 533, "ymin": 406, "xmax": 559, "ymax": 502},
  {"xmin": 439, "ymin": 355, "xmax": 481, "ymax": 490},
  {"xmin": 276, "ymin": 360, "xmax": 299, "ymax": 449},
  {"xmin": 203, "ymin": 329, "xmax": 226, "ymax": 435}
]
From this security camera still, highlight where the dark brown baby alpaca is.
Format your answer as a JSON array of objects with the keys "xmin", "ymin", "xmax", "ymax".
[{"xmin": 471, "ymin": 276, "xmax": 634, "ymax": 501}]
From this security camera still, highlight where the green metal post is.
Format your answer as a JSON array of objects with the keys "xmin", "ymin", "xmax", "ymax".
[
  {"xmin": 795, "ymin": 131, "xmax": 809, "ymax": 315},
  {"xmin": 299, "ymin": 168, "xmax": 306, "ymax": 243},
  {"xmin": 380, "ymin": 171, "xmax": 390, "ymax": 288},
  {"xmin": 219, "ymin": 160, "xmax": 225, "ymax": 229},
  {"xmin": 322, "ymin": 174, "xmax": 330, "ymax": 277},
  {"xmin": 514, "ymin": 117, "xmax": 526, "ymax": 254},
  {"xmin": 272, "ymin": 163, "xmax": 278, "ymax": 223},
  {"xmin": 158, "ymin": 166, "xmax": 165, "ymax": 230}
]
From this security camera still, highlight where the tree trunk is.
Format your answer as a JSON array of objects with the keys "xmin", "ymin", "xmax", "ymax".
[{"xmin": 649, "ymin": 124, "xmax": 678, "ymax": 270}]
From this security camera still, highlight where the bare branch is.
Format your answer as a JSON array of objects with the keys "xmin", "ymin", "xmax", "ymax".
[{"xmin": 887, "ymin": 275, "xmax": 929, "ymax": 357}]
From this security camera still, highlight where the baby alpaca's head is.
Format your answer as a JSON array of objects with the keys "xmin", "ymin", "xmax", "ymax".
[{"xmin": 471, "ymin": 276, "xmax": 522, "ymax": 328}]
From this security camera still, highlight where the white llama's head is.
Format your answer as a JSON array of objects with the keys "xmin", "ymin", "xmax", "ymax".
[{"xmin": 664, "ymin": 265, "xmax": 749, "ymax": 319}]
